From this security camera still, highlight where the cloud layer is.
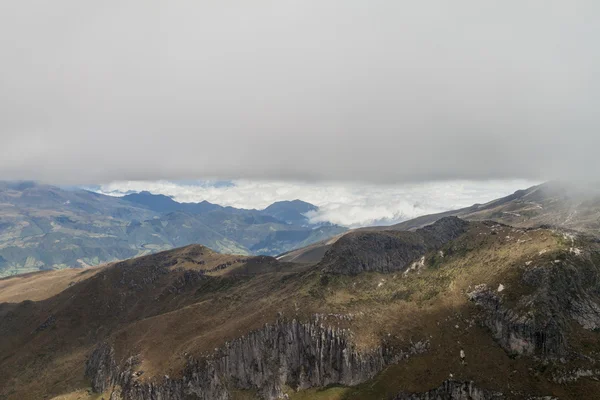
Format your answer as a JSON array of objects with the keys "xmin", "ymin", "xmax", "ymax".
[
  {"xmin": 0, "ymin": 0, "xmax": 600, "ymax": 183},
  {"xmin": 1, "ymin": 1, "xmax": 598, "ymax": 184},
  {"xmin": 95, "ymin": 179, "xmax": 537, "ymax": 227}
]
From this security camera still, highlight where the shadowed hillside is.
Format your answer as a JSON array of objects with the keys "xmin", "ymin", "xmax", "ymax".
[
  {"xmin": 3, "ymin": 218, "xmax": 600, "ymax": 399},
  {"xmin": 279, "ymin": 182, "xmax": 600, "ymax": 265}
]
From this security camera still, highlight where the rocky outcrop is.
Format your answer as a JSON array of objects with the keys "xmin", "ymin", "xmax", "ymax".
[
  {"xmin": 86, "ymin": 319, "xmax": 429, "ymax": 400},
  {"xmin": 393, "ymin": 380, "xmax": 558, "ymax": 400},
  {"xmin": 552, "ymin": 367, "xmax": 600, "ymax": 384},
  {"xmin": 321, "ymin": 217, "xmax": 469, "ymax": 275},
  {"xmin": 468, "ymin": 250, "xmax": 600, "ymax": 357},
  {"xmin": 467, "ymin": 284, "xmax": 565, "ymax": 356},
  {"xmin": 34, "ymin": 315, "xmax": 56, "ymax": 332},
  {"xmin": 85, "ymin": 342, "xmax": 119, "ymax": 393},
  {"xmin": 393, "ymin": 380, "xmax": 504, "ymax": 400}
]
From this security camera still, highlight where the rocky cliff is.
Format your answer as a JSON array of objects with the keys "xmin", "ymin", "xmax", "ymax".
[
  {"xmin": 320, "ymin": 217, "xmax": 469, "ymax": 275},
  {"xmin": 86, "ymin": 318, "xmax": 429, "ymax": 399},
  {"xmin": 468, "ymin": 242, "xmax": 600, "ymax": 357},
  {"xmin": 468, "ymin": 283, "xmax": 568, "ymax": 357}
]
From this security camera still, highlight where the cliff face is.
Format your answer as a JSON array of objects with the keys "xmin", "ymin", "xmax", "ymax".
[
  {"xmin": 468, "ymin": 246, "xmax": 600, "ymax": 357},
  {"xmin": 86, "ymin": 318, "xmax": 429, "ymax": 400},
  {"xmin": 85, "ymin": 342, "xmax": 118, "ymax": 393},
  {"xmin": 321, "ymin": 217, "xmax": 469, "ymax": 275},
  {"xmin": 467, "ymin": 285, "xmax": 565, "ymax": 356}
]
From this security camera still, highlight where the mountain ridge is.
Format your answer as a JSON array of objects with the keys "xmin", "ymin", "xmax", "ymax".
[
  {"xmin": 3, "ymin": 216, "xmax": 600, "ymax": 399},
  {"xmin": 278, "ymin": 181, "xmax": 600, "ymax": 264},
  {"xmin": 0, "ymin": 182, "xmax": 345, "ymax": 277}
]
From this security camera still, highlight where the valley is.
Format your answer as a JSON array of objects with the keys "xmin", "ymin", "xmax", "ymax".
[{"xmin": 0, "ymin": 182, "xmax": 345, "ymax": 278}]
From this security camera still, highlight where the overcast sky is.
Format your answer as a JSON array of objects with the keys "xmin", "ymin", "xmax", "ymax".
[{"xmin": 1, "ymin": 1, "xmax": 599, "ymax": 184}]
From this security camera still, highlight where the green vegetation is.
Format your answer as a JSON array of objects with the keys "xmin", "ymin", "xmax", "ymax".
[{"xmin": 0, "ymin": 183, "xmax": 345, "ymax": 277}]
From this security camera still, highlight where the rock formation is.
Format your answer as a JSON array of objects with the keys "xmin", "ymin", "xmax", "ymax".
[
  {"xmin": 321, "ymin": 217, "xmax": 469, "ymax": 275},
  {"xmin": 394, "ymin": 380, "xmax": 504, "ymax": 400},
  {"xmin": 394, "ymin": 379, "xmax": 560, "ymax": 400},
  {"xmin": 468, "ymin": 248, "xmax": 600, "ymax": 357},
  {"xmin": 86, "ymin": 318, "xmax": 429, "ymax": 400}
]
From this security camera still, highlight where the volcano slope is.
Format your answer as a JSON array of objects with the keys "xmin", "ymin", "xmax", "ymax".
[{"xmin": 2, "ymin": 218, "xmax": 600, "ymax": 399}]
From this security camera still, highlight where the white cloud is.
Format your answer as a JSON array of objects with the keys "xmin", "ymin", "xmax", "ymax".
[{"xmin": 94, "ymin": 179, "xmax": 538, "ymax": 228}]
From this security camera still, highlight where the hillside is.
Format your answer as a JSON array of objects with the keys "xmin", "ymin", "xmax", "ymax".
[
  {"xmin": 263, "ymin": 200, "xmax": 318, "ymax": 226},
  {"xmin": 390, "ymin": 181, "xmax": 600, "ymax": 233},
  {"xmin": 279, "ymin": 181, "xmax": 600, "ymax": 264},
  {"xmin": 2, "ymin": 217, "xmax": 600, "ymax": 399},
  {"xmin": 0, "ymin": 182, "xmax": 345, "ymax": 277}
]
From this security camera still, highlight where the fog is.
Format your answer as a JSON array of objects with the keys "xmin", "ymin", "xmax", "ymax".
[{"xmin": 1, "ymin": 1, "xmax": 598, "ymax": 184}]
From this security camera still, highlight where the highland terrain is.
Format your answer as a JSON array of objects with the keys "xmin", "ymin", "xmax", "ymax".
[
  {"xmin": 1, "ymin": 182, "xmax": 600, "ymax": 399},
  {"xmin": 0, "ymin": 182, "xmax": 345, "ymax": 277}
]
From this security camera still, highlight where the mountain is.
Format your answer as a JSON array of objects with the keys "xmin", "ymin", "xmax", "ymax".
[
  {"xmin": 3, "ymin": 215, "xmax": 600, "ymax": 399},
  {"xmin": 5, "ymin": 182, "xmax": 600, "ymax": 399},
  {"xmin": 278, "ymin": 181, "xmax": 600, "ymax": 264},
  {"xmin": 121, "ymin": 191, "xmax": 222, "ymax": 214},
  {"xmin": 263, "ymin": 199, "xmax": 318, "ymax": 225},
  {"xmin": 0, "ymin": 182, "xmax": 157, "ymax": 276},
  {"xmin": 0, "ymin": 183, "xmax": 345, "ymax": 277},
  {"xmin": 319, "ymin": 216, "xmax": 469, "ymax": 275},
  {"xmin": 388, "ymin": 181, "xmax": 600, "ymax": 234}
]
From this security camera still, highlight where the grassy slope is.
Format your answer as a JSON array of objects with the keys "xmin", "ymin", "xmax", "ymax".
[
  {"xmin": 278, "ymin": 182, "xmax": 600, "ymax": 267},
  {"xmin": 0, "ymin": 266, "xmax": 104, "ymax": 303},
  {"xmin": 3, "ymin": 225, "xmax": 600, "ymax": 399}
]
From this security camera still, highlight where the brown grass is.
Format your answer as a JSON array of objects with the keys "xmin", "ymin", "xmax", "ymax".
[
  {"xmin": 3, "ymin": 224, "xmax": 599, "ymax": 400},
  {"xmin": 0, "ymin": 266, "xmax": 104, "ymax": 303}
]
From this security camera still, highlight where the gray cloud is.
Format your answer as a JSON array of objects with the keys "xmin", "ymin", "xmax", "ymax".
[{"xmin": 1, "ymin": 1, "xmax": 598, "ymax": 184}]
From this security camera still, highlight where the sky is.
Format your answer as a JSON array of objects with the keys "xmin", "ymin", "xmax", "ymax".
[
  {"xmin": 1, "ymin": 1, "xmax": 599, "ymax": 185},
  {"xmin": 94, "ymin": 179, "xmax": 538, "ymax": 227}
]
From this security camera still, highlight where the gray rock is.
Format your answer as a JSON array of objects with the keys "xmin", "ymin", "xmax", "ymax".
[
  {"xmin": 552, "ymin": 367, "xmax": 600, "ymax": 384},
  {"xmin": 393, "ymin": 380, "xmax": 504, "ymax": 400},
  {"xmin": 321, "ymin": 217, "xmax": 469, "ymax": 275},
  {"xmin": 85, "ymin": 342, "xmax": 118, "ymax": 393},
  {"xmin": 87, "ymin": 318, "xmax": 429, "ymax": 400},
  {"xmin": 467, "ymin": 284, "xmax": 565, "ymax": 356},
  {"xmin": 468, "ymin": 250, "xmax": 600, "ymax": 358}
]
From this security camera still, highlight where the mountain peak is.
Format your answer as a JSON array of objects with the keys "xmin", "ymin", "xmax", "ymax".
[
  {"xmin": 122, "ymin": 191, "xmax": 180, "ymax": 213},
  {"xmin": 264, "ymin": 199, "xmax": 317, "ymax": 212},
  {"xmin": 262, "ymin": 199, "xmax": 318, "ymax": 226}
]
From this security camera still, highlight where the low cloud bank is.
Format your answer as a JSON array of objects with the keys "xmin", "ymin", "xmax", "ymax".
[{"xmin": 95, "ymin": 179, "xmax": 537, "ymax": 228}]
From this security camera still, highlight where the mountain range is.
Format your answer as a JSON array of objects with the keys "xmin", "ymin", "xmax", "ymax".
[
  {"xmin": 278, "ymin": 181, "xmax": 600, "ymax": 263},
  {"xmin": 2, "ymin": 181, "xmax": 600, "ymax": 399},
  {"xmin": 0, "ymin": 182, "xmax": 345, "ymax": 277}
]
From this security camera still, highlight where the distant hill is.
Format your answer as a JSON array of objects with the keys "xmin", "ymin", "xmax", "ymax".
[
  {"xmin": 0, "ymin": 182, "xmax": 345, "ymax": 277},
  {"xmin": 278, "ymin": 181, "xmax": 600, "ymax": 264},
  {"xmin": 389, "ymin": 181, "xmax": 600, "ymax": 233},
  {"xmin": 263, "ymin": 199, "xmax": 317, "ymax": 225},
  {"xmin": 121, "ymin": 191, "xmax": 222, "ymax": 214}
]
